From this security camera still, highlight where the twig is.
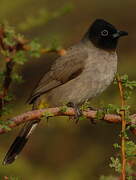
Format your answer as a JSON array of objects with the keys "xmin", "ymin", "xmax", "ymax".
[
  {"xmin": 3, "ymin": 60, "xmax": 14, "ymax": 95},
  {"xmin": 0, "ymin": 59, "xmax": 15, "ymax": 113},
  {"xmin": 0, "ymin": 107, "xmax": 136, "ymax": 135},
  {"xmin": 117, "ymin": 75, "xmax": 126, "ymax": 180},
  {"xmin": 0, "ymin": 27, "xmax": 15, "ymax": 111}
]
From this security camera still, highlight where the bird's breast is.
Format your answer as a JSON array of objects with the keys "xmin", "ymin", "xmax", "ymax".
[{"xmin": 80, "ymin": 49, "xmax": 117, "ymax": 100}]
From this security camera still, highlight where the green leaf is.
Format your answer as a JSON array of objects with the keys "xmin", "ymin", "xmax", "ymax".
[
  {"xmin": 127, "ymin": 176, "xmax": 133, "ymax": 180},
  {"xmin": 12, "ymin": 73, "xmax": 23, "ymax": 83},
  {"xmin": 95, "ymin": 109, "xmax": 105, "ymax": 120},
  {"xmin": 3, "ymin": 23, "xmax": 16, "ymax": 46},
  {"xmin": 13, "ymin": 50, "xmax": 27, "ymax": 64},
  {"xmin": 43, "ymin": 111, "xmax": 54, "ymax": 118},
  {"xmin": 3, "ymin": 94, "xmax": 13, "ymax": 102},
  {"xmin": 109, "ymin": 157, "xmax": 121, "ymax": 173},
  {"xmin": 105, "ymin": 104, "xmax": 121, "ymax": 114},
  {"xmin": 60, "ymin": 106, "xmax": 68, "ymax": 113},
  {"xmin": 28, "ymin": 40, "xmax": 41, "ymax": 58},
  {"xmin": 80, "ymin": 100, "xmax": 91, "ymax": 111},
  {"xmin": 46, "ymin": 36, "xmax": 62, "ymax": 51},
  {"xmin": 125, "ymin": 141, "xmax": 136, "ymax": 158},
  {"xmin": 79, "ymin": 116, "xmax": 87, "ymax": 121},
  {"xmin": 0, "ymin": 49, "xmax": 10, "ymax": 57},
  {"xmin": 113, "ymin": 143, "xmax": 121, "ymax": 149}
]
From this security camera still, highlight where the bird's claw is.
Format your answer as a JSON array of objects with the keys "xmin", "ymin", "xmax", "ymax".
[{"xmin": 67, "ymin": 102, "xmax": 82, "ymax": 124}]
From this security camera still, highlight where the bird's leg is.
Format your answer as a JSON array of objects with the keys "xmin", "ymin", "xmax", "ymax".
[
  {"xmin": 67, "ymin": 102, "xmax": 82, "ymax": 124},
  {"xmin": 46, "ymin": 116, "xmax": 51, "ymax": 124}
]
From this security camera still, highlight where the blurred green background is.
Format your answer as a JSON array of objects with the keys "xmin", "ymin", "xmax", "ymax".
[{"xmin": 0, "ymin": 0, "xmax": 136, "ymax": 179}]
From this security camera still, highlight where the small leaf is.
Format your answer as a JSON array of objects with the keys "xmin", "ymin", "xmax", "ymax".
[
  {"xmin": 43, "ymin": 111, "xmax": 54, "ymax": 118},
  {"xmin": 12, "ymin": 73, "xmax": 23, "ymax": 83},
  {"xmin": 13, "ymin": 51, "xmax": 27, "ymax": 64},
  {"xmin": 60, "ymin": 106, "xmax": 68, "ymax": 113},
  {"xmin": 28, "ymin": 40, "xmax": 41, "ymax": 58}
]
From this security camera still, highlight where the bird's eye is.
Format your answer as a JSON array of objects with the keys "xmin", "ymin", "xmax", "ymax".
[{"xmin": 101, "ymin": 30, "xmax": 109, "ymax": 36}]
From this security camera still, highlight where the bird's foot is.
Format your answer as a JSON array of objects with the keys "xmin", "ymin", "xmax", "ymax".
[
  {"xmin": 46, "ymin": 115, "xmax": 53, "ymax": 124},
  {"xmin": 67, "ymin": 102, "xmax": 82, "ymax": 124}
]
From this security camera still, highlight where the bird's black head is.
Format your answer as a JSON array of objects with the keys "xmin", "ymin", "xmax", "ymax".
[{"xmin": 84, "ymin": 19, "xmax": 128, "ymax": 50}]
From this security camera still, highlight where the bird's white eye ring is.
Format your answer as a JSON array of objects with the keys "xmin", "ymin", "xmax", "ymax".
[{"xmin": 101, "ymin": 30, "xmax": 109, "ymax": 36}]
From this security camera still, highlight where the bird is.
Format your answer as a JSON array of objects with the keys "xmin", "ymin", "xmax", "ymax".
[{"xmin": 3, "ymin": 19, "xmax": 128, "ymax": 165}]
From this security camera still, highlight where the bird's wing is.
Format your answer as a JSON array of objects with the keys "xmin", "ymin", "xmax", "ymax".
[{"xmin": 28, "ymin": 45, "xmax": 88, "ymax": 104}]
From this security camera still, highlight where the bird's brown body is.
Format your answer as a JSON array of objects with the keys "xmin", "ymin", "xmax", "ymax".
[
  {"xmin": 32, "ymin": 40, "xmax": 117, "ymax": 108},
  {"xmin": 3, "ymin": 19, "xmax": 128, "ymax": 165}
]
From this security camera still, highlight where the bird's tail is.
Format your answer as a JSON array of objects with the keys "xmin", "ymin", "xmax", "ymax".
[{"xmin": 2, "ymin": 119, "xmax": 39, "ymax": 165}]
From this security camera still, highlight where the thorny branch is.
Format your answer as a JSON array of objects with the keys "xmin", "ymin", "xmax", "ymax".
[
  {"xmin": 0, "ymin": 107, "xmax": 136, "ymax": 135},
  {"xmin": 0, "ymin": 28, "xmax": 15, "ymax": 111},
  {"xmin": 0, "ymin": 25, "xmax": 66, "ymax": 112},
  {"xmin": 117, "ymin": 75, "xmax": 126, "ymax": 180}
]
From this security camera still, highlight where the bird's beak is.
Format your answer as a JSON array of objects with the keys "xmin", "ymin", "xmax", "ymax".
[{"xmin": 112, "ymin": 31, "xmax": 128, "ymax": 39}]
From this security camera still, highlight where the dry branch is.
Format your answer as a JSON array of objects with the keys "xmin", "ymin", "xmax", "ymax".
[{"xmin": 0, "ymin": 107, "xmax": 136, "ymax": 135}]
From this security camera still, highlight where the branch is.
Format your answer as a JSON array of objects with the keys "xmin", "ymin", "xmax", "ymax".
[
  {"xmin": 117, "ymin": 75, "xmax": 126, "ymax": 180},
  {"xmin": 0, "ymin": 107, "xmax": 136, "ymax": 135},
  {"xmin": 0, "ymin": 28, "xmax": 15, "ymax": 111}
]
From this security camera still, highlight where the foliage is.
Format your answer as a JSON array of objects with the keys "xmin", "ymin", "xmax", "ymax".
[
  {"xmin": 18, "ymin": 3, "xmax": 74, "ymax": 31},
  {"xmin": 98, "ymin": 74, "xmax": 136, "ymax": 180},
  {"xmin": 0, "ymin": 23, "xmax": 42, "ymax": 124}
]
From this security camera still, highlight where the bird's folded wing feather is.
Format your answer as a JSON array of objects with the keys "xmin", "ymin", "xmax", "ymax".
[{"xmin": 28, "ymin": 45, "xmax": 88, "ymax": 104}]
